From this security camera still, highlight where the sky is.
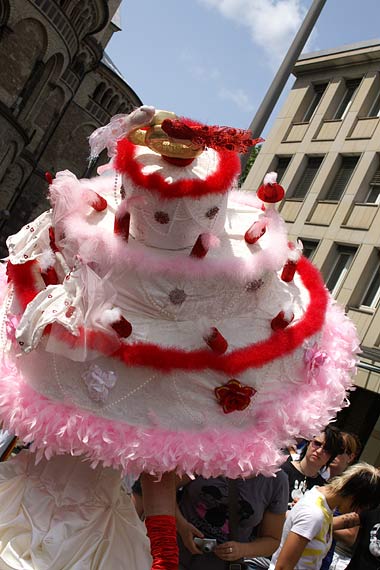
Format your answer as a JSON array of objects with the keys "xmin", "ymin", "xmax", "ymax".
[{"xmin": 107, "ymin": 0, "xmax": 380, "ymax": 139}]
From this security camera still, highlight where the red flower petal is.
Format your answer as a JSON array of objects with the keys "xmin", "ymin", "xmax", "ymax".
[
  {"xmin": 244, "ymin": 222, "xmax": 266, "ymax": 245},
  {"xmin": 281, "ymin": 260, "xmax": 297, "ymax": 282},
  {"xmin": 90, "ymin": 192, "xmax": 107, "ymax": 212},
  {"xmin": 111, "ymin": 316, "xmax": 132, "ymax": 338},
  {"xmin": 204, "ymin": 327, "xmax": 228, "ymax": 354},
  {"xmin": 271, "ymin": 311, "xmax": 294, "ymax": 331}
]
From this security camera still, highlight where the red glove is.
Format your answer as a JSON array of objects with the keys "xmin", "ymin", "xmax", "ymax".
[{"xmin": 145, "ymin": 515, "xmax": 179, "ymax": 570}]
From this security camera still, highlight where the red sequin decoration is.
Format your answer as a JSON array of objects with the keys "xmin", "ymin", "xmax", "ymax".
[{"xmin": 161, "ymin": 119, "xmax": 263, "ymax": 153}]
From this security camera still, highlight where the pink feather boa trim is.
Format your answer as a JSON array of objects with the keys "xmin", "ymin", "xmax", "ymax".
[{"xmin": 0, "ymin": 300, "xmax": 358, "ymax": 478}]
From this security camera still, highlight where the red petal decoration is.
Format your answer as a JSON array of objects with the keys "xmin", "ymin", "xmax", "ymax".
[
  {"xmin": 65, "ymin": 305, "xmax": 76, "ymax": 318},
  {"xmin": 257, "ymin": 182, "xmax": 285, "ymax": 203},
  {"xmin": 90, "ymin": 192, "xmax": 107, "ymax": 212},
  {"xmin": 204, "ymin": 327, "xmax": 228, "ymax": 355},
  {"xmin": 48, "ymin": 227, "xmax": 59, "ymax": 253},
  {"xmin": 190, "ymin": 234, "xmax": 208, "ymax": 258},
  {"xmin": 114, "ymin": 211, "xmax": 130, "ymax": 242},
  {"xmin": 45, "ymin": 172, "xmax": 53, "ymax": 185},
  {"xmin": 281, "ymin": 260, "xmax": 297, "ymax": 282},
  {"xmin": 111, "ymin": 316, "xmax": 132, "ymax": 338},
  {"xmin": 271, "ymin": 311, "xmax": 294, "ymax": 331},
  {"xmin": 244, "ymin": 222, "xmax": 266, "ymax": 245},
  {"xmin": 41, "ymin": 266, "xmax": 59, "ymax": 286}
]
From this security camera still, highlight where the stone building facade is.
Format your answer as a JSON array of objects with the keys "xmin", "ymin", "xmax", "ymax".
[
  {"xmin": 245, "ymin": 39, "xmax": 380, "ymax": 465},
  {"xmin": 0, "ymin": 0, "xmax": 142, "ymax": 253}
]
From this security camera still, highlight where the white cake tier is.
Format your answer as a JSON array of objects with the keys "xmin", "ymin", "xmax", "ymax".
[
  {"xmin": 6, "ymin": 170, "xmax": 290, "ymax": 284},
  {"xmin": 115, "ymin": 139, "xmax": 243, "ymax": 249},
  {"xmin": 126, "ymin": 182, "xmax": 228, "ymax": 250},
  {"xmin": 8, "ymin": 177, "xmax": 298, "ymax": 356},
  {"xmin": 125, "ymin": 146, "xmax": 228, "ymax": 250},
  {"xmin": 14, "ymin": 322, "xmax": 320, "ymax": 433}
]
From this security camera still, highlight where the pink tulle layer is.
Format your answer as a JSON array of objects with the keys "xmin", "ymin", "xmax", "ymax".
[{"xmin": 0, "ymin": 301, "xmax": 358, "ymax": 478}]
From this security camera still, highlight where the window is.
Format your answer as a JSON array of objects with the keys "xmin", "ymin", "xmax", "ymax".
[
  {"xmin": 93, "ymin": 82, "xmax": 106, "ymax": 103},
  {"xmin": 325, "ymin": 156, "xmax": 359, "ymax": 201},
  {"xmin": 292, "ymin": 156, "xmax": 323, "ymax": 199},
  {"xmin": 100, "ymin": 88, "xmax": 113, "ymax": 109},
  {"xmin": 275, "ymin": 156, "xmax": 292, "ymax": 183},
  {"xmin": 326, "ymin": 245, "xmax": 356, "ymax": 297},
  {"xmin": 300, "ymin": 239, "xmax": 319, "ymax": 260},
  {"xmin": 334, "ymin": 78, "xmax": 361, "ymax": 120},
  {"xmin": 367, "ymin": 92, "xmax": 380, "ymax": 118},
  {"xmin": 364, "ymin": 167, "xmax": 380, "ymax": 204},
  {"xmin": 303, "ymin": 83, "xmax": 328, "ymax": 122},
  {"xmin": 360, "ymin": 262, "xmax": 380, "ymax": 309}
]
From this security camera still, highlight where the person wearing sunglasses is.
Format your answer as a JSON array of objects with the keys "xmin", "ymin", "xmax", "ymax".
[
  {"xmin": 243, "ymin": 427, "xmax": 344, "ymax": 570},
  {"xmin": 269, "ymin": 463, "xmax": 380, "ymax": 570},
  {"xmin": 282, "ymin": 426, "xmax": 344, "ymax": 509}
]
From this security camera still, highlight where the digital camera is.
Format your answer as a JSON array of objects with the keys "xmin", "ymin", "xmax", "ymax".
[{"xmin": 194, "ymin": 537, "xmax": 217, "ymax": 553}]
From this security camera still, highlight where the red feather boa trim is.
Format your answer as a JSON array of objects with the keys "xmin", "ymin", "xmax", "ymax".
[
  {"xmin": 9, "ymin": 257, "xmax": 328, "ymax": 375},
  {"xmin": 114, "ymin": 138, "xmax": 240, "ymax": 199}
]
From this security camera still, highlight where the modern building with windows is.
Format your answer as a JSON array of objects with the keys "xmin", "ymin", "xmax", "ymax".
[{"xmin": 244, "ymin": 39, "xmax": 380, "ymax": 465}]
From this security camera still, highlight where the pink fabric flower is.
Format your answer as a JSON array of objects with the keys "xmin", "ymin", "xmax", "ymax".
[
  {"xmin": 82, "ymin": 364, "xmax": 117, "ymax": 402},
  {"xmin": 304, "ymin": 342, "xmax": 328, "ymax": 378}
]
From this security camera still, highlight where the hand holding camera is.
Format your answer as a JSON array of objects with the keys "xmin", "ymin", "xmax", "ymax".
[
  {"xmin": 176, "ymin": 517, "xmax": 206, "ymax": 554},
  {"xmin": 193, "ymin": 537, "xmax": 217, "ymax": 553}
]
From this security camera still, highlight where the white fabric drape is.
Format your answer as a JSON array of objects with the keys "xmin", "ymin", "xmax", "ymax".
[{"xmin": 0, "ymin": 452, "xmax": 151, "ymax": 570}]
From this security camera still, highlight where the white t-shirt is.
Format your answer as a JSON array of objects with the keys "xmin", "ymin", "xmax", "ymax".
[{"xmin": 269, "ymin": 486, "xmax": 333, "ymax": 570}]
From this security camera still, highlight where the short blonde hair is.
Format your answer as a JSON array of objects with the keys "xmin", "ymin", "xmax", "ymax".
[{"xmin": 327, "ymin": 462, "xmax": 380, "ymax": 511}]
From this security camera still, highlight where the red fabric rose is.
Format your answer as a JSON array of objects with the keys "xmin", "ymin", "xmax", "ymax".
[{"xmin": 215, "ymin": 379, "xmax": 256, "ymax": 414}]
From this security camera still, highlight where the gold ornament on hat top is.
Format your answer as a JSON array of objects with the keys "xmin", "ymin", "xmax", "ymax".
[{"xmin": 127, "ymin": 110, "xmax": 204, "ymax": 159}]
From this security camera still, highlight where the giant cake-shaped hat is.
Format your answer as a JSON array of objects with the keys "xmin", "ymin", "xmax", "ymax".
[{"xmin": 0, "ymin": 107, "xmax": 359, "ymax": 477}]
